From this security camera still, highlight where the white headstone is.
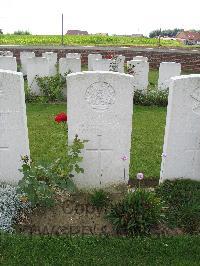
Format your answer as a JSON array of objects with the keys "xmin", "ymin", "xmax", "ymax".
[
  {"xmin": 67, "ymin": 71, "xmax": 134, "ymax": 189},
  {"xmin": 42, "ymin": 52, "xmax": 57, "ymax": 75},
  {"xmin": 88, "ymin": 54, "xmax": 102, "ymax": 71},
  {"xmin": 160, "ymin": 75, "xmax": 200, "ymax": 182},
  {"xmin": 93, "ymin": 57, "xmax": 125, "ymax": 73},
  {"xmin": 115, "ymin": 55, "xmax": 125, "ymax": 73},
  {"xmin": 133, "ymin": 56, "xmax": 148, "ymax": 61},
  {"xmin": 20, "ymin": 51, "xmax": 35, "ymax": 75},
  {"xmin": 158, "ymin": 62, "xmax": 181, "ymax": 91},
  {"xmin": 92, "ymin": 59, "xmax": 111, "ymax": 71},
  {"xmin": 0, "ymin": 51, "xmax": 13, "ymax": 57},
  {"xmin": 66, "ymin": 53, "xmax": 81, "ymax": 59},
  {"xmin": 127, "ymin": 60, "xmax": 149, "ymax": 92},
  {"xmin": 0, "ymin": 70, "xmax": 30, "ymax": 184},
  {"xmin": 27, "ymin": 57, "xmax": 50, "ymax": 95},
  {"xmin": 59, "ymin": 58, "xmax": 81, "ymax": 76},
  {"xmin": 0, "ymin": 56, "xmax": 17, "ymax": 72}
]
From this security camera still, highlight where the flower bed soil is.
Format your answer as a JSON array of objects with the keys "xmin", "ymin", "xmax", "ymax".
[{"xmin": 15, "ymin": 188, "xmax": 184, "ymax": 237}]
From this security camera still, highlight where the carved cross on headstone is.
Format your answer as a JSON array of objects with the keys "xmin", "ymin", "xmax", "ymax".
[{"xmin": 86, "ymin": 134, "xmax": 112, "ymax": 183}]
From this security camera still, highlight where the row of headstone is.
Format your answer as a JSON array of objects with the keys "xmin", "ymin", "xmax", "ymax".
[
  {"xmin": 26, "ymin": 55, "xmax": 81, "ymax": 94},
  {"xmin": 0, "ymin": 51, "xmax": 182, "ymax": 93},
  {"xmin": 20, "ymin": 52, "xmax": 81, "ymax": 76},
  {"xmin": 0, "ymin": 51, "xmax": 13, "ymax": 56},
  {"xmin": 0, "ymin": 69, "xmax": 199, "ymax": 186},
  {"xmin": 68, "ymin": 72, "xmax": 200, "ymax": 188}
]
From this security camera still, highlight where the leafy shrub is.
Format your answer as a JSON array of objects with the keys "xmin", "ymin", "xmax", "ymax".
[
  {"xmin": 156, "ymin": 179, "xmax": 200, "ymax": 233},
  {"xmin": 13, "ymin": 30, "xmax": 31, "ymax": 35},
  {"xmin": 106, "ymin": 189, "xmax": 165, "ymax": 236},
  {"xmin": 134, "ymin": 89, "xmax": 168, "ymax": 107},
  {"xmin": 35, "ymin": 72, "xmax": 66, "ymax": 102},
  {"xmin": 0, "ymin": 184, "xmax": 28, "ymax": 232},
  {"xmin": 24, "ymin": 82, "xmax": 39, "ymax": 103},
  {"xmin": 18, "ymin": 135, "xmax": 86, "ymax": 207},
  {"xmin": 89, "ymin": 189, "xmax": 109, "ymax": 209}
]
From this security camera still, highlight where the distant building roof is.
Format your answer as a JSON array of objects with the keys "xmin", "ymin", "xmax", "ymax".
[
  {"xmin": 131, "ymin": 34, "xmax": 143, "ymax": 37},
  {"xmin": 95, "ymin": 33, "xmax": 108, "ymax": 36},
  {"xmin": 176, "ymin": 31, "xmax": 200, "ymax": 41},
  {"xmin": 113, "ymin": 34, "xmax": 143, "ymax": 37},
  {"xmin": 66, "ymin": 30, "xmax": 88, "ymax": 35}
]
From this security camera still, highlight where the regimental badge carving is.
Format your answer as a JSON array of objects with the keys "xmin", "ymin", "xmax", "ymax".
[
  {"xmin": 191, "ymin": 87, "xmax": 200, "ymax": 116},
  {"xmin": 85, "ymin": 82, "xmax": 116, "ymax": 110}
]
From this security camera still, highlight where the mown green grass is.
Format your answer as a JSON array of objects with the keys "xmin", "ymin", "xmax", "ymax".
[
  {"xmin": 130, "ymin": 106, "xmax": 166, "ymax": 178},
  {"xmin": 149, "ymin": 69, "xmax": 159, "ymax": 88},
  {"xmin": 27, "ymin": 104, "xmax": 166, "ymax": 180},
  {"xmin": 1, "ymin": 234, "xmax": 200, "ymax": 265},
  {"xmin": 0, "ymin": 34, "xmax": 183, "ymax": 47}
]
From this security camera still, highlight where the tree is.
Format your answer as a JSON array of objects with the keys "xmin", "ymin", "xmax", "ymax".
[
  {"xmin": 149, "ymin": 28, "xmax": 184, "ymax": 38},
  {"xmin": 13, "ymin": 30, "xmax": 31, "ymax": 35}
]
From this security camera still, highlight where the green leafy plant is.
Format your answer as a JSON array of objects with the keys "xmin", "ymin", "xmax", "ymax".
[
  {"xmin": 106, "ymin": 189, "xmax": 166, "ymax": 236},
  {"xmin": 24, "ymin": 82, "xmax": 39, "ymax": 103},
  {"xmin": 35, "ymin": 72, "xmax": 66, "ymax": 102},
  {"xmin": 18, "ymin": 135, "xmax": 86, "ymax": 207},
  {"xmin": 156, "ymin": 179, "xmax": 200, "ymax": 233},
  {"xmin": 0, "ymin": 34, "xmax": 182, "ymax": 47},
  {"xmin": 134, "ymin": 89, "xmax": 168, "ymax": 107},
  {"xmin": 89, "ymin": 189, "xmax": 109, "ymax": 209}
]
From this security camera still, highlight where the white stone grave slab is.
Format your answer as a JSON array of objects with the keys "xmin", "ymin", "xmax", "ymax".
[
  {"xmin": 0, "ymin": 70, "xmax": 30, "ymax": 184},
  {"xmin": 88, "ymin": 54, "xmax": 102, "ymax": 71},
  {"xmin": 93, "ymin": 57, "xmax": 125, "ymax": 73},
  {"xmin": 27, "ymin": 57, "xmax": 50, "ymax": 95},
  {"xmin": 158, "ymin": 62, "xmax": 181, "ymax": 91},
  {"xmin": 160, "ymin": 75, "xmax": 200, "ymax": 182},
  {"xmin": 0, "ymin": 51, "xmax": 13, "ymax": 56},
  {"xmin": 20, "ymin": 51, "xmax": 35, "ymax": 75},
  {"xmin": 127, "ymin": 60, "xmax": 149, "ymax": 92},
  {"xmin": 42, "ymin": 52, "xmax": 57, "ymax": 75},
  {"xmin": 59, "ymin": 58, "xmax": 81, "ymax": 76},
  {"xmin": 115, "ymin": 55, "xmax": 125, "ymax": 73},
  {"xmin": 67, "ymin": 71, "xmax": 134, "ymax": 189},
  {"xmin": 59, "ymin": 58, "xmax": 81, "ymax": 98},
  {"xmin": 92, "ymin": 59, "xmax": 111, "ymax": 71},
  {"xmin": 133, "ymin": 56, "xmax": 148, "ymax": 61},
  {"xmin": 66, "ymin": 53, "xmax": 81, "ymax": 59},
  {"xmin": 0, "ymin": 56, "xmax": 17, "ymax": 72}
]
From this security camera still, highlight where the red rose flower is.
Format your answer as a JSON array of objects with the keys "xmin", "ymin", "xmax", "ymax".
[{"xmin": 55, "ymin": 112, "xmax": 67, "ymax": 123}]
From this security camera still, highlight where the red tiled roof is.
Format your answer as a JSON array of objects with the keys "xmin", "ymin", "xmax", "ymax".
[
  {"xmin": 176, "ymin": 31, "xmax": 200, "ymax": 41},
  {"xmin": 66, "ymin": 30, "xmax": 88, "ymax": 35}
]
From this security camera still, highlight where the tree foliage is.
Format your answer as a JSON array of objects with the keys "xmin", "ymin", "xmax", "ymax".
[
  {"xmin": 149, "ymin": 28, "xmax": 184, "ymax": 38},
  {"xmin": 13, "ymin": 30, "xmax": 31, "ymax": 35}
]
